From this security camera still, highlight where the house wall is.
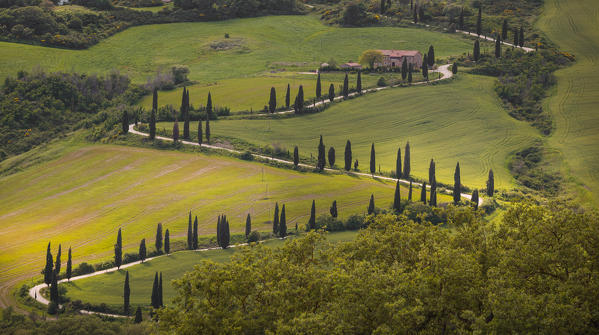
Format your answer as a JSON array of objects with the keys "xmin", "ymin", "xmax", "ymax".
[{"xmin": 376, "ymin": 53, "xmax": 422, "ymax": 69}]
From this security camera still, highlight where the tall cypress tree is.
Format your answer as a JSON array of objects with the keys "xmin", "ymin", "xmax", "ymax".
[
  {"xmin": 403, "ymin": 142, "xmax": 411, "ymax": 178},
  {"xmin": 408, "ymin": 65, "xmax": 413, "ymax": 84},
  {"xmin": 182, "ymin": 87, "xmax": 190, "ymax": 140},
  {"xmin": 408, "ymin": 179, "xmax": 413, "ymax": 201},
  {"xmin": 269, "ymin": 87, "xmax": 277, "ymax": 113},
  {"xmin": 430, "ymin": 186, "xmax": 437, "ymax": 207},
  {"xmin": 124, "ymin": 271, "xmax": 130, "ymax": 315},
  {"xmin": 197, "ymin": 118, "xmax": 203, "ymax": 145},
  {"xmin": 413, "ymin": 5, "xmax": 418, "ymax": 23},
  {"xmin": 393, "ymin": 181, "xmax": 401, "ymax": 212},
  {"xmin": 308, "ymin": 200, "xmax": 316, "ymax": 230},
  {"xmin": 66, "ymin": 247, "xmax": 72, "ymax": 281},
  {"xmin": 429, "ymin": 159, "xmax": 436, "ymax": 187},
  {"xmin": 139, "ymin": 239, "xmax": 146, "ymax": 263},
  {"xmin": 150, "ymin": 89, "xmax": 157, "ymax": 140},
  {"xmin": 356, "ymin": 71, "xmax": 362, "ymax": 93},
  {"xmin": 49, "ymin": 271, "xmax": 58, "ymax": 303},
  {"xmin": 476, "ymin": 7, "xmax": 482, "ymax": 36},
  {"xmin": 187, "ymin": 211, "xmax": 192, "ymax": 250},
  {"xmin": 452, "ymin": 63, "xmax": 458, "ymax": 74},
  {"xmin": 474, "ymin": 39, "xmax": 481, "ymax": 61},
  {"xmin": 285, "ymin": 83, "xmax": 290, "ymax": 108},
  {"xmin": 420, "ymin": 182, "xmax": 427, "ymax": 203},
  {"xmin": 343, "ymin": 73, "xmax": 349, "ymax": 98},
  {"xmin": 519, "ymin": 27, "xmax": 524, "ymax": 47},
  {"xmin": 151, "ymin": 272, "xmax": 159, "ymax": 309},
  {"xmin": 370, "ymin": 143, "xmax": 376, "ymax": 174},
  {"xmin": 401, "ymin": 58, "xmax": 408, "ymax": 81},
  {"xmin": 216, "ymin": 215, "xmax": 221, "ymax": 248},
  {"xmin": 487, "ymin": 169, "xmax": 495, "ymax": 196},
  {"xmin": 344, "ymin": 140, "xmax": 352, "ymax": 171},
  {"xmin": 294, "ymin": 85, "xmax": 304, "ymax": 113},
  {"xmin": 220, "ymin": 216, "xmax": 230, "ymax": 249},
  {"xmin": 245, "ymin": 214, "xmax": 251, "ymax": 237},
  {"xmin": 279, "ymin": 205, "xmax": 287, "ymax": 237},
  {"xmin": 135, "ymin": 307, "xmax": 142, "ymax": 323},
  {"xmin": 164, "ymin": 229, "xmax": 170, "ymax": 255},
  {"xmin": 329, "ymin": 83, "xmax": 335, "ymax": 101},
  {"xmin": 115, "ymin": 228, "xmax": 122, "ymax": 269},
  {"xmin": 158, "ymin": 272, "xmax": 163, "ymax": 307},
  {"xmin": 273, "ymin": 202, "xmax": 279, "ymax": 235},
  {"xmin": 328, "ymin": 147, "xmax": 336, "ymax": 168},
  {"xmin": 155, "ymin": 223, "xmax": 163, "ymax": 254},
  {"xmin": 501, "ymin": 19, "xmax": 508, "ymax": 40},
  {"xmin": 316, "ymin": 73, "xmax": 322, "ymax": 99},
  {"xmin": 513, "ymin": 27, "xmax": 519, "ymax": 47},
  {"xmin": 205, "ymin": 93, "xmax": 211, "ymax": 143},
  {"xmin": 396, "ymin": 147, "xmax": 402, "ymax": 179},
  {"xmin": 368, "ymin": 194, "xmax": 375, "ymax": 215},
  {"xmin": 453, "ymin": 162, "xmax": 461, "ymax": 204},
  {"xmin": 44, "ymin": 242, "xmax": 53, "ymax": 286},
  {"xmin": 472, "ymin": 189, "xmax": 479, "ymax": 210},
  {"xmin": 458, "ymin": 8, "xmax": 464, "ymax": 30},
  {"xmin": 422, "ymin": 55, "xmax": 428, "ymax": 79},
  {"xmin": 172, "ymin": 119, "xmax": 179, "ymax": 143},
  {"xmin": 122, "ymin": 109, "xmax": 129, "ymax": 134},
  {"xmin": 193, "ymin": 216, "xmax": 198, "ymax": 250},
  {"xmin": 330, "ymin": 200, "xmax": 338, "ymax": 218},
  {"xmin": 317, "ymin": 135, "xmax": 326, "ymax": 170},
  {"xmin": 495, "ymin": 35, "xmax": 502, "ymax": 58},
  {"xmin": 293, "ymin": 146, "xmax": 299, "ymax": 166},
  {"xmin": 54, "ymin": 244, "xmax": 61, "ymax": 275},
  {"xmin": 427, "ymin": 45, "xmax": 435, "ymax": 66}
]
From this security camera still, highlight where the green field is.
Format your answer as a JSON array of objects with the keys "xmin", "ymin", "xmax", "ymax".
[
  {"xmin": 157, "ymin": 74, "xmax": 540, "ymax": 189},
  {"xmin": 0, "ymin": 142, "xmax": 450, "ymax": 306},
  {"xmin": 0, "ymin": 15, "xmax": 474, "ymax": 84},
  {"xmin": 537, "ymin": 0, "xmax": 599, "ymax": 205},
  {"xmin": 64, "ymin": 230, "xmax": 358, "ymax": 307}
]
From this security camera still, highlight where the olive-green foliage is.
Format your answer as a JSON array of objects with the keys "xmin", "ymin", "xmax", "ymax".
[{"xmin": 158, "ymin": 201, "xmax": 599, "ymax": 334}]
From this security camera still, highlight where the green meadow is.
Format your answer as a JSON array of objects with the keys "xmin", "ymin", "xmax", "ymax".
[
  {"xmin": 537, "ymin": 0, "xmax": 599, "ymax": 205},
  {"xmin": 64, "ymin": 230, "xmax": 358, "ymax": 307},
  {"xmin": 157, "ymin": 74, "xmax": 540, "ymax": 189}
]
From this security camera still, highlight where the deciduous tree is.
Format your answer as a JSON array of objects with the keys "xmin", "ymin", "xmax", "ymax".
[{"xmin": 358, "ymin": 50, "xmax": 383, "ymax": 69}]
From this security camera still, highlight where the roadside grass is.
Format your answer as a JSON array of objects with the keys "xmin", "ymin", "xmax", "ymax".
[
  {"xmin": 156, "ymin": 74, "xmax": 540, "ymax": 190},
  {"xmin": 0, "ymin": 15, "xmax": 474, "ymax": 84},
  {"xmin": 536, "ymin": 0, "xmax": 599, "ymax": 205},
  {"xmin": 63, "ymin": 230, "xmax": 358, "ymax": 308},
  {"xmin": 0, "ymin": 143, "xmax": 450, "ymax": 299}
]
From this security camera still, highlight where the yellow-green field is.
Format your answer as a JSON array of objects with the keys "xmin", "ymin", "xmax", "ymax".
[{"xmin": 537, "ymin": 0, "xmax": 599, "ymax": 205}]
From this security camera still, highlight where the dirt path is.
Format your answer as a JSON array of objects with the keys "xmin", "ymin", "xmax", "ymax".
[{"xmin": 456, "ymin": 29, "xmax": 535, "ymax": 52}]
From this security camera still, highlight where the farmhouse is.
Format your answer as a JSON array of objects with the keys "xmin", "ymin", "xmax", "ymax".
[{"xmin": 375, "ymin": 50, "xmax": 423, "ymax": 69}]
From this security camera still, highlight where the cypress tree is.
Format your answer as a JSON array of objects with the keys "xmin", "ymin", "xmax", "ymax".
[
  {"xmin": 155, "ymin": 223, "xmax": 162, "ymax": 254},
  {"xmin": 220, "ymin": 216, "xmax": 230, "ymax": 249},
  {"xmin": 294, "ymin": 85, "xmax": 304, "ymax": 113},
  {"xmin": 187, "ymin": 212, "xmax": 192, "ymax": 250},
  {"xmin": 269, "ymin": 87, "xmax": 277, "ymax": 113},
  {"xmin": 44, "ymin": 242, "xmax": 53, "ymax": 286},
  {"xmin": 418, "ymin": 6, "xmax": 424, "ymax": 22},
  {"xmin": 245, "ymin": 214, "xmax": 251, "ymax": 237},
  {"xmin": 403, "ymin": 142, "xmax": 411, "ymax": 178},
  {"xmin": 427, "ymin": 45, "xmax": 435, "ymax": 66},
  {"xmin": 54, "ymin": 244, "xmax": 61, "ymax": 276},
  {"xmin": 343, "ymin": 73, "xmax": 349, "ymax": 98},
  {"xmin": 66, "ymin": 247, "xmax": 72, "ymax": 281},
  {"xmin": 216, "ymin": 215, "xmax": 221, "ymax": 248},
  {"xmin": 150, "ymin": 89, "xmax": 157, "ymax": 140},
  {"xmin": 519, "ymin": 26, "xmax": 524, "ymax": 47},
  {"xmin": 330, "ymin": 200, "xmax": 338, "ymax": 218},
  {"xmin": 308, "ymin": 200, "xmax": 316, "ymax": 230},
  {"xmin": 495, "ymin": 35, "xmax": 502, "ymax": 58},
  {"xmin": 401, "ymin": 58, "xmax": 408, "ymax": 81},
  {"xmin": 420, "ymin": 182, "xmax": 427, "ymax": 203},
  {"xmin": 205, "ymin": 93, "xmax": 211, "ymax": 144},
  {"xmin": 198, "ymin": 118, "xmax": 203, "ymax": 145},
  {"xmin": 476, "ymin": 7, "xmax": 482, "ymax": 36},
  {"xmin": 49, "ymin": 271, "xmax": 58, "ymax": 303},
  {"xmin": 396, "ymin": 147, "xmax": 402, "ymax": 179},
  {"xmin": 328, "ymin": 147, "xmax": 335, "ymax": 168},
  {"xmin": 285, "ymin": 83, "xmax": 290, "ymax": 108},
  {"xmin": 408, "ymin": 180, "xmax": 413, "ymax": 201},
  {"xmin": 413, "ymin": 5, "xmax": 418, "ymax": 23},
  {"xmin": 368, "ymin": 194, "xmax": 375, "ymax": 215},
  {"xmin": 293, "ymin": 146, "xmax": 299, "ymax": 166},
  {"xmin": 487, "ymin": 169, "xmax": 495, "ymax": 196},
  {"xmin": 472, "ymin": 189, "xmax": 479, "ymax": 210},
  {"xmin": 193, "ymin": 216, "xmax": 198, "ymax": 249},
  {"xmin": 317, "ymin": 135, "xmax": 326, "ymax": 170},
  {"xmin": 513, "ymin": 27, "xmax": 519, "ymax": 47},
  {"xmin": 453, "ymin": 162, "xmax": 461, "ymax": 204},
  {"xmin": 370, "ymin": 143, "xmax": 376, "ymax": 174},
  {"xmin": 273, "ymin": 202, "xmax": 279, "ymax": 235},
  {"xmin": 408, "ymin": 65, "xmax": 413, "ymax": 84},
  {"xmin": 452, "ymin": 63, "xmax": 458, "ymax": 74},
  {"xmin": 158, "ymin": 272, "xmax": 163, "ymax": 307},
  {"xmin": 474, "ymin": 39, "xmax": 480, "ymax": 61},
  {"xmin": 429, "ymin": 159, "xmax": 436, "ymax": 187},
  {"xmin": 380, "ymin": 0, "xmax": 385, "ymax": 13},
  {"xmin": 344, "ymin": 140, "xmax": 352, "ymax": 171},
  {"xmin": 356, "ymin": 71, "xmax": 362, "ymax": 93},
  {"xmin": 139, "ymin": 239, "xmax": 146, "ymax": 263},
  {"xmin": 393, "ymin": 181, "xmax": 401, "ymax": 212},
  {"xmin": 458, "ymin": 8, "xmax": 464, "ymax": 30},
  {"xmin": 115, "ymin": 228, "xmax": 122, "ymax": 269},
  {"xmin": 135, "ymin": 307, "xmax": 142, "ymax": 323},
  {"xmin": 122, "ymin": 109, "xmax": 129, "ymax": 134},
  {"xmin": 182, "ymin": 87, "xmax": 190, "ymax": 140},
  {"xmin": 316, "ymin": 73, "xmax": 321, "ymax": 99},
  {"xmin": 329, "ymin": 83, "xmax": 335, "ymax": 101},
  {"xmin": 172, "ymin": 119, "xmax": 179, "ymax": 143},
  {"xmin": 430, "ymin": 186, "xmax": 437, "ymax": 207},
  {"xmin": 279, "ymin": 205, "xmax": 287, "ymax": 237},
  {"xmin": 422, "ymin": 55, "xmax": 428, "ymax": 79},
  {"xmin": 501, "ymin": 19, "xmax": 508, "ymax": 40},
  {"xmin": 151, "ymin": 272, "xmax": 159, "ymax": 309},
  {"xmin": 164, "ymin": 229, "xmax": 170, "ymax": 255},
  {"xmin": 124, "ymin": 271, "xmax": 130, "ymax": 315}
]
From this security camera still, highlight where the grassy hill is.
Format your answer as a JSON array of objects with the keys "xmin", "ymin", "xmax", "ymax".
[
  {"xmin": 537, "ymin": 0, "xmax": 599, "ymax": 205},
  {"xmin": 156, "ymin": 74, "xmax": 540, "ymax": 189},
  {"xmin": 0, "ymin": 142, "xmax": 450, "ymax": 306}
]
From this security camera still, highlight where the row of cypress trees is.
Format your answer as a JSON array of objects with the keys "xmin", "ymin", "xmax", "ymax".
[{"xmin": 271, "ymin": 203, "xmax": 288, "ymax": 237}]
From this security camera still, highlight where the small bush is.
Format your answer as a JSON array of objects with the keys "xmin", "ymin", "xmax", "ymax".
[
  {"xmin": 377, "ymin": 77, "xmax": 387, "ymax": 86},
  {"xmin": 247, "ymin": 230, "xmax": 260, "ymax": 243},
  {"xmin": 72, "ymin": 262, "xmax": 94, "ymax": 276},
  {"xmin": 344, "ymin": 214, "xmax": 365, "ymax": 230},
  {"xmin": 240, "ymin": 151, "xmax": 254, "ymax": 161}
]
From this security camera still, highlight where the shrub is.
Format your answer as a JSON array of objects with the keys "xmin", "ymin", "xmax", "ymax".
[
  {"xmin": 247, "ymin": 230, "xmax": 260, "ymax": 243},
  {"xmin": 316, "ymin": 215, "xmax": 344, "ymax": 232},
  {"xmin": 344, "ymin": 214, "xmax": 365, "ymax": 230},
  {"xmin": 377, "ymin": 77, "xmax": 387, "ymax": 86},
  {"xmin": 72, "ymin": 262, "xmax": 94, "ymax": 276}
]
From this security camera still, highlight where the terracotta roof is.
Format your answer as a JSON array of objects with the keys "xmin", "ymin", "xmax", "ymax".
[{"xmin": 377, "ymin": 50, "xmax": 420, "ymax": 57}]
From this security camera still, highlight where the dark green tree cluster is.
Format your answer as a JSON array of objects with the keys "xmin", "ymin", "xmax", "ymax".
[
  {"xmin": 217, "ymin": 215, "xmax": 230, "ymax": 249},
  {"xmin": 151, "ymin": 272, "xmax": 163, "ymax": 309}
]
